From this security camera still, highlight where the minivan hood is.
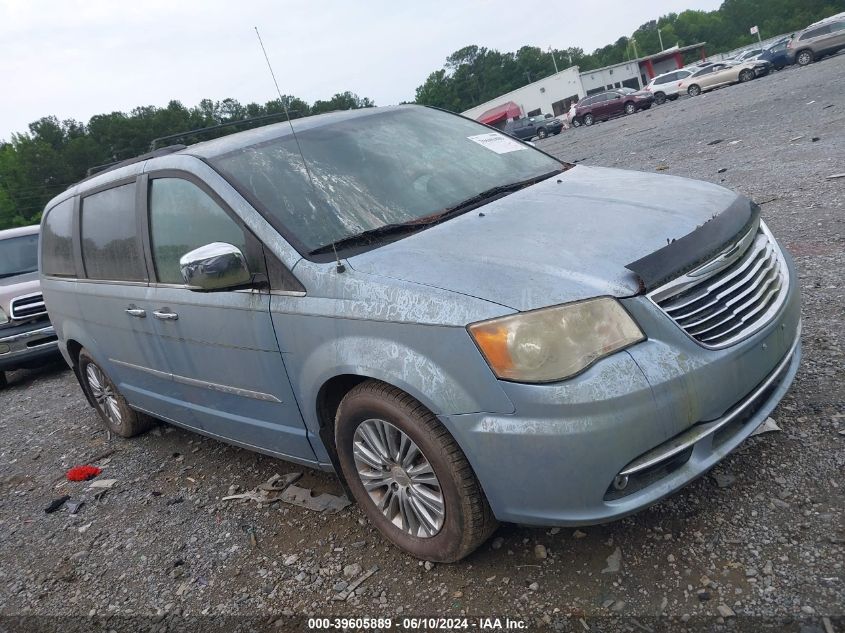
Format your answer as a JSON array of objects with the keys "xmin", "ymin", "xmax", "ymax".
[{"xmin": 348, "ymin": 165, "xmax": 743, "ymax": 312}]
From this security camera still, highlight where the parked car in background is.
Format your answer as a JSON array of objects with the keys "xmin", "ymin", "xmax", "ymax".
[
  {"xmin": 786, "ymin": 14, "xmax": 845, "ymax": 66},
  {"xmin": 678, "ymin": 60, "xmax": 762, "ymax": 96},
  {"xmin": 38, "ymin": 104, "xmax": 801, "ymax": 561},
  {"xmin": 504, "ymin": 115, "xmax": 563, "ymax": 140},
  {"xmin": 572, "ymin": 89, "xmax": 653, "ymax": 126},
  {"xmin": 0, "ymin": 225, "xmax": 59, "ymax": 387},
  {"xmin": 644, "ymin": 68, "xmax": 694, "ymax": 104},
  {"xmin": 729, "ymin": 48, "xmax": 764, "ymax": 63},
  {"xmin": 759, "ymin": 37, "xmax": 793, "ymax": 70}
]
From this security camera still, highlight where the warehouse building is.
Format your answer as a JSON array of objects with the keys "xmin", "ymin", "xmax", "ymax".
[
  {"xmin": 461, "ymin": 66, "xmax": 584, "ymax": 123},
  {"xmin": 462, "ymin": 43, "xmax": 707, "ymax": 122}
]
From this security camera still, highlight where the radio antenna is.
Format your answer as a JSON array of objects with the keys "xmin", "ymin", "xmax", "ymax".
[{"xmin": 254, "ymin": 27, "xmax": 344, "ymax": 273}]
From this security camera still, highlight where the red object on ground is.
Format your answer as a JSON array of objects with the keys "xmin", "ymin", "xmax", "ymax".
[{"xmin": 66, "ymin": 465, "xmax": 102, "ymax": 481}]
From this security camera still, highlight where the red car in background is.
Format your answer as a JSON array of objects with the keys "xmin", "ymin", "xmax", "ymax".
[{"xmin": 571, "ymin": 88, "xmax": 654, "ymax": 127}]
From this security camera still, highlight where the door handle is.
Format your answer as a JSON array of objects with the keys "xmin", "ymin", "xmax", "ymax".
[
  {"xmin": 153, "ymin": 310, "xmax": 179, "ymax": 321},
  {"xmin": 125, "ymin": 307, "xmax": 146, "ymax": 318}
]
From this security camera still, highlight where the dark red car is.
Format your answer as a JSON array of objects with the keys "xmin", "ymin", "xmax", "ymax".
[{"xmin": 572, "ymin": 89, "xmax": 654, "ymax": 127}]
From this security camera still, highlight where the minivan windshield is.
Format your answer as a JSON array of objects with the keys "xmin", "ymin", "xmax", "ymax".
[
  {"xmin": 0, "ymin": 233, "xmax": 39, "ymax": 278},
  {"xmin": 210, "ymin": 107, "xmax": 564, "ymax": 255}
]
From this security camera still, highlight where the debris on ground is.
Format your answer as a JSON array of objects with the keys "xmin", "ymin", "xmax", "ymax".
[
  {"xmin": 66, "ymin": 500, "xmax": 84, "ymax": 514},
  {"xmin": 332, "ymin": 565, "xmax": 378, "ymax": 601},
  {"xmin": 602, "ymin": 547, "xmax": 622, "ymax": 574},
  {"xmin": 44, "ymin": 496, "xmax": 70, "ymax": 514},
  {"xmin": 86, "ymin": 478, "xmax": 117, "ymax": 490},
  {"xmin": 712, "ymin": 472, "xmax": 736, "ymax": 489},
  {"xmin": 717, "ymin": 168, "xmax": 728, "ymax": 173},
  {"xmin": 222, "ymin": 472, "xmax": 302, "ymax": 504},
  {"xmin": 66, "ymin": 465, "xmax": 102, "ymax": 481},
  {"xmin": 788, "ymin": 136, "xmax": 804, "ymax": 142},
  {"xmin": 280, "ymin": 484, "xmax": 350, "ymax": 513},
  {"xmin": 827, "ymin": 173, "xmax": 845, "ymax": 180},
  {"xmin": 655, "ymin": 164, "xmax": 669, "ymax": 171},
  {"xmin": 708, "ymin": 139, "xmax": 724, "ymax": 145},
  {"xmin": 751, "ymin": 417, "xmax": 781, "ymax": 436}
]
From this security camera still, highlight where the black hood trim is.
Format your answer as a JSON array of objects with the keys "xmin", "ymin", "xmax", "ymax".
[{"xmin": 626, "ymin": 197, "xmax": 760, "ymax": 291}]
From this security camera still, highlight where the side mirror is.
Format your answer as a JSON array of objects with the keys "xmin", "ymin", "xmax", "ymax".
[{"xmin": 179, "ymin": 242, "xmax": 252, "ymax": 291}]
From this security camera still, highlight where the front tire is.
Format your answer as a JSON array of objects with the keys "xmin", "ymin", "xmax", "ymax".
[
  {"xmin": 571, "ymin": 118, "xmax": 581, "ymax": 127},
  {"xmin": 583, "ymin": 113, "xmax": 594, "ymax": 126},
  {"xmin": 687, "ymin": 84, "xmax": 701, "ymax": 97},
  {"xmin": 78, "ymin": 350, "xmax": 152, "ymax": 438},
  {"xmin": 796, "ymin": 50, "xmax": 813, "ymax": 66},
  {"xmin": 624, "ymin": 102, "xmax": 636, "ymax": 115},
  {"xmin": 0, "ymin": 371, "xmax": 6, "ymax": 389},
  {"xmin": 537, "ymin": 127, "xmax": 547, "ymax": 139},
  {"xmin": 739, "ymin": 69, "xmax": 755, "ymax": 82},
  {"xmin": 335, "ymin": 380, "xmax": 497, "ymax": 562},
  {"xmin": 653, "ymin": 92, "xmax": 666, "ymax": 105}
]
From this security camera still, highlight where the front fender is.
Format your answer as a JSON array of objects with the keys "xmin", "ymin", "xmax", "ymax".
[{"xmin": 271, "ymin": 313, "xmax": 515, "ymax": 442}]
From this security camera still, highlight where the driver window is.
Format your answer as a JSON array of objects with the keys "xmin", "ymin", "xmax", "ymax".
[{"xmin": 149, "ymin": 178, "xmax": 249, "ymax": 284}]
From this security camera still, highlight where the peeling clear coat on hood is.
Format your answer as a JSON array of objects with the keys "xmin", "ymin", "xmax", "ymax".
[{"xmin": 347, "ymin": 165, "xmax": 742, "ymax": 312}]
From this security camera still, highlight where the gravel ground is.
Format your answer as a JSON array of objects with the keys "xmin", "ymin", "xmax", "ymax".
[{"xmin": 1, "ymin": 56, "xmax": 843, "ymax": 632}]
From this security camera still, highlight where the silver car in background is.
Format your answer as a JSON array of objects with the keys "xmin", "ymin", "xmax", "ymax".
[
  {"xmin": 0, "ymin": 225, "xmax": 59, "ymax": 387},
  {"xmin": 40, "ymin": 105, "xmax": 801, "ymax": 561}
]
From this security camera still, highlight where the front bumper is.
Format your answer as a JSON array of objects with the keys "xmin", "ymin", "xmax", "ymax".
[
  {"xmin": 0, "ymin": 320, "xmax": 59, "ymax": 371},
  {"xmin": 440, "ymin": 255, "xmax": 801, "ymax": 526}
]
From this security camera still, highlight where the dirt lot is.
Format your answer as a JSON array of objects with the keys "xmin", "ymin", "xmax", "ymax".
[{"xmin": 1, "ymin": 56, "xmax": 843, "ymax": 632}]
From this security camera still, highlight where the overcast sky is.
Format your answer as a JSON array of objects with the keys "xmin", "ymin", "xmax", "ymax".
[{"xmin": 0, "ymin": 0, "xmax": 723, "ymax": 141}]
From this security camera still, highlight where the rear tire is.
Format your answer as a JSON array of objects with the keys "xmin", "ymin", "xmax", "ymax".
[
  {"xmin": 796, "ymin": 50, "xmax": 813, "ymax": 66},
  {"xmin": 583, "ymin": 113, "xmax": 594, "ymax": 126},
  {"xmin": 624, "ymin": 102, "xmax": 636, "ymax": 115},
  {"xmin": 335, "ymin": 380, "xmax": 497, "ymax": 562},
  {"xmin": 654, "ymin": 92, "xmax": 666, "ymax": 105},
  {"xmin": 0, "ymin": 371, "xmax": 6, "ymax": 389},
  {"xmin": 571, "ymin": 118, "xmax": 581, "ymax": 127},
  {"xmin": 687, "ymin": 84, "xmax": 701, "ymax": 97},
  {"xmin": 78, "ymin": 350, "xmax": 152, "ymax": 438}
]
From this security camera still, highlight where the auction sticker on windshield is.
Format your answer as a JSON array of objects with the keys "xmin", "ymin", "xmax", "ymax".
[{"xmin": 467, "ymin": 132, "xmax": 527, "ymax": 154}]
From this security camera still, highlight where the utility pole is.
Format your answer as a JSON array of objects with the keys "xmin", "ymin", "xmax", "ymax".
[
  {"xmin": 631, "ymin": 38, "xmax": 639, "ymax": 60},
  {"xmin": 548, "ymin": 47, "xmax": 559, "ymax": 73},
  {"xmin": 525, "ymin": 71, "xmax": 532, "ymax": 84},
  {"xmin": 658, "ymin": 28, "xmax": 664, "ymax": 51}
]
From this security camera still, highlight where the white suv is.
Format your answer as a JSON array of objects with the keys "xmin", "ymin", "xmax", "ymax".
[{"xmin": 644, "ymin": 68, "xmax": 694, "ymax": 105}]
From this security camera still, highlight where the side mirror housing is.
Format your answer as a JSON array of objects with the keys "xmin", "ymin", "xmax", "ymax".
[{"xmin": 179, "ymin": 242, "xmax": 252, "ymax": 291}]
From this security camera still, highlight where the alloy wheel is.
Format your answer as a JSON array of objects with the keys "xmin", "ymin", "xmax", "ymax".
[
  {"xmin": 352, "ymin": 418, "xmax": 444, "ymax": 538},
  {"xmin": 86, "ymin": 364, "xmax": 123, "ymax": 428}
]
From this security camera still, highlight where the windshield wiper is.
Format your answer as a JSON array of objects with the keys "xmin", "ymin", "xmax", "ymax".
[{"xmin": 309, "ymin": 169, "xmax": 562, "ymax": 256}]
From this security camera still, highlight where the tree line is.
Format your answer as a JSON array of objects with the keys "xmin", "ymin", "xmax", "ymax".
[{"xmin": 1, "ymin": 0, "xmax": 843, "ymax": 230}]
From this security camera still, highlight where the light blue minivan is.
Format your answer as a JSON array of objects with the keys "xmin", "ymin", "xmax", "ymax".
[{"xmin": 40, "ymin": 105, "xmax": 801, "ymax": 561}]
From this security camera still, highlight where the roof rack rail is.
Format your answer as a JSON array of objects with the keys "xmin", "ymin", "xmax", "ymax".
[
  {"xmin": 82, "ymin": 144, "xmax": 187, "ymax": 179},
  {"xmin": 148, "ymin": 111, "xmax": 297, "ymax": 151}
]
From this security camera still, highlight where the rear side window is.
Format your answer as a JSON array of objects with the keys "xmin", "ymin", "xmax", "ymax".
[
  {"xmin": 41, "ymin": 198, "xmax": 75, "ymax": 276},
  {"xmin": 148, "ymin": 178, "xmax": 248, "ymax": 285},
  {"xmin": 80, "ymin": 183, "xmax": 146, "ymax": 281},
  {"xmin": 801, "ymin": 26, "xmax": 829, "ymax": 40}
]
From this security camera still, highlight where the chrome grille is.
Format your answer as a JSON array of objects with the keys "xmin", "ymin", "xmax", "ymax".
[
  {"xmin": 10, "ymin": 292, "xmax": 47, "ymax": 320},
  {"xmin": 650, "ymin": 220, "xmax": 788, "ymax": 349}
]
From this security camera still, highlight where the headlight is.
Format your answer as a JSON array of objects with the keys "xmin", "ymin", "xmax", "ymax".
[
  {"xmin": 468, "ymin": 297, "xmax": 645, "ymax": 383},
  {"xmin": 0, "ymin": 307, "xmax": 8, "ymax": 325}
]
